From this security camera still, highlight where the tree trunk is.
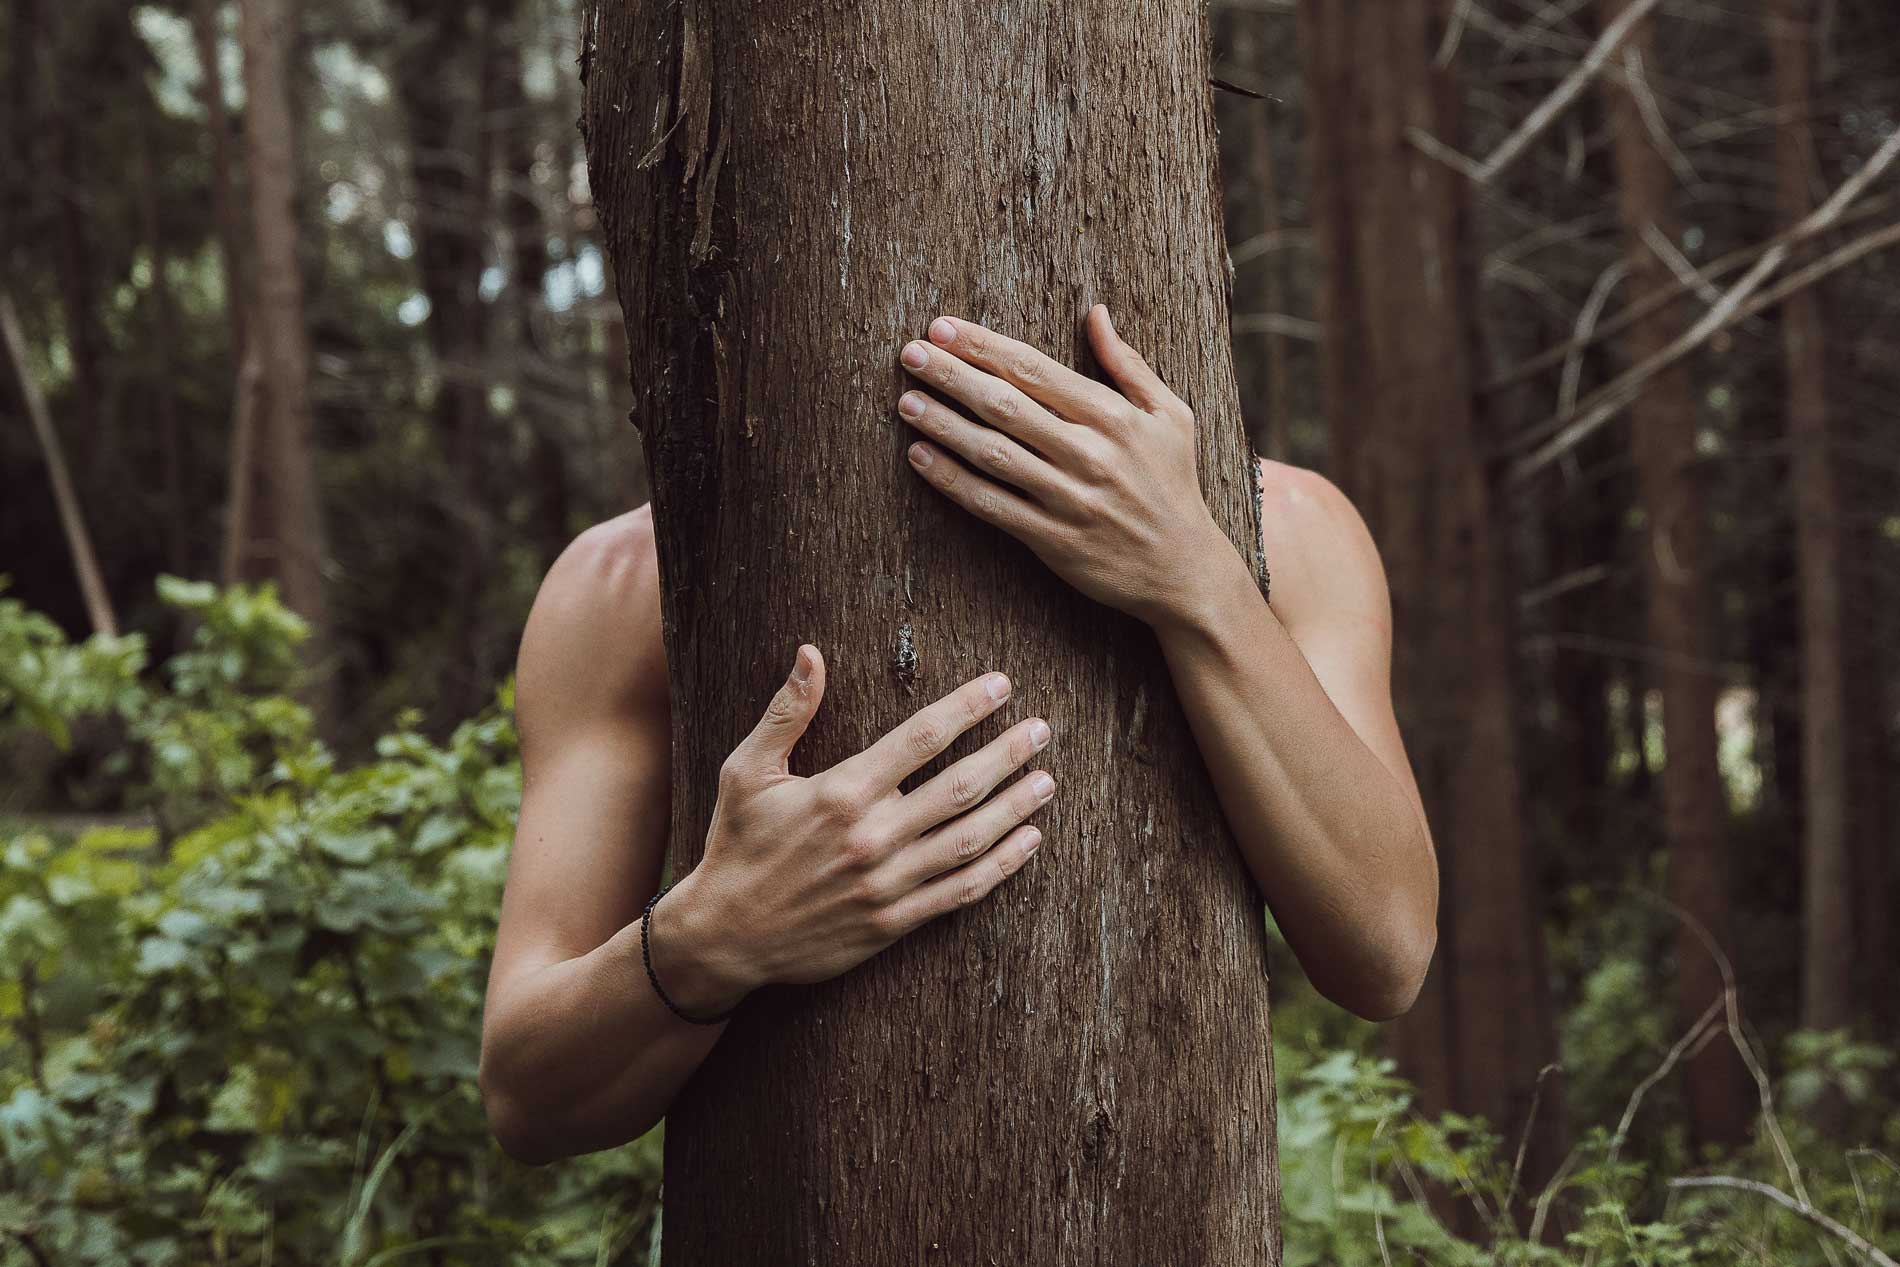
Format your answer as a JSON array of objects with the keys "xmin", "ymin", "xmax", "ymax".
[
  {"xmin": 236, "ymin": 0, "xmax": 329, "ymax": 680},
  {"xmin": 192, "ymin": 0, "xmax": 249, "ymax": 366},
  {"xmin": 582, "ymin": 2, "xmax": 1280, "ymax": 1262},
  {"xmin": 396, "ymin": 0, "xmax": 500, "ymax": 722},
  {"xmin": 1298, "ymin": 0, "xmax": 1561, "ymax": 1189},
  {"xmin": 1771, "ymin": 0, "xmax": 1853, "ymax": 1039},
  {"xmin": 1594, "ymin": 0, "xmax": 1746, "ymax": 1146},
  {"xmin": 1229, "ymin": 11, "xmax": 1293, "ymax": 464}
]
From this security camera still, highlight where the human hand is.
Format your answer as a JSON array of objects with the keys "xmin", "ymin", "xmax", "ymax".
[
  {"xmin": 661, "ymin": 644, "xmax": 1055, "ymax": 1012},
  {"xmin": 895, "ymin": 304, "xmax": 1232, "ymax": 629}
]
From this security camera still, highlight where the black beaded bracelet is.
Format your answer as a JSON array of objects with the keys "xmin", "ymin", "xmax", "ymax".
[{"xmin": 640, "ymin": 882, "xmax": 738, "ymax": 1026}]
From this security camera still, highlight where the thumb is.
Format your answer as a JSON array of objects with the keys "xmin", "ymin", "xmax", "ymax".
[
  {"xmin": 1088, "ymin": 303, "xmax": 1171, "ymax": 413},
  {"xmin": 740, "ymin": 643, "xmax": 825, "ymax": 773}
]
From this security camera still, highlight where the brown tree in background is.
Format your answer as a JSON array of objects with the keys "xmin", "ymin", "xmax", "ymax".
[
  {"xmin": 1770, "ymin": 0, "xmax": 1854, "ymax": 1041},
  {"xmin": 237, "ymin": 0, "xmax": 330, "ymax": 677},
  {"xmin": 1298, "ymin": 0, "xmax": 1561, "ymax": 1184},
  {"xmin": 1593, "ymin": 0, "xmax": 1744, "ymax": 1146},
  {"xmin": 582, "ymin": 0, "xmax": 1279, "ymax": 1261}
]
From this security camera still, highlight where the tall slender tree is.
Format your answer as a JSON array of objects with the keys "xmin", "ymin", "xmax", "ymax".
[
  {"xmin": 1593, "ymin": 0, "xmax": 1744, "ymax": 1145},
  {"xmin": 1299, "ymin": 0, "xmax": 1560, "ymax": 1182},
  {"xmin": 581, "ymin": 0, "xmax": 1280, "ymax": 1260},
  {"xmin": 1770, "ymin": 0, "xmax": 1853, "ymax": 1039},
  {"xmin": 236, "ymin": 0, "xmax": 329, "ymax": 680}
]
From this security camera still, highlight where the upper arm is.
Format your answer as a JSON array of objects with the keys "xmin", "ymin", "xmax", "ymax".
[
  {"xmin": 488, "ymin": 508, "xmax": 672, "ymax": 997},
  {"xmin": 1256, "ymin": 459, "xmax": 1430, "ymax": 837}
]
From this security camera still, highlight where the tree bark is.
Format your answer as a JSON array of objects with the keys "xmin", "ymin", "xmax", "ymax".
[
  {"xmin": 1593, "ymin": 0, "xmax": 1746, "ymax": 1146},
  {"xmin": 236, "ymin": 0, "xmax": 330, "ymax": 681},
  {"xmin": 582, "ymin": 2, "xmax": 1280, "ymax": 1262},
  {"xmin": 1771, "ymin": 0, "xmax": 1853, "ymax": 1039},
  {"xmin": 1298, "ymin": 0, "xmax": 1560, "ymax": 1189}
]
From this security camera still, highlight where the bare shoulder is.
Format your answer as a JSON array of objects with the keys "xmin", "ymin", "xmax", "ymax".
[
  {"xmin": 1254, "ymin": 457, "xmax": 1392, "ymax": 642},
  {"xmin": 515, "ymin": 506, "xmax": 669, "ymax": 739}
]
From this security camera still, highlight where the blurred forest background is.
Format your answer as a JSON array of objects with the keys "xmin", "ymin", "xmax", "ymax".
[{"xmin": 2, "ymin": 0, "xmax": 1897, "ymax": 1263}]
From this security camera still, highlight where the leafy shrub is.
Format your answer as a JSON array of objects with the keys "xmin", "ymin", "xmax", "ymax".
[
  {"xmin": 1, "ymin": 579, "xmax": 659, "ymax": 1265},
  {"xmin": 1, "ymin": 580, "xmax": 1894, "ymax": 1265}
]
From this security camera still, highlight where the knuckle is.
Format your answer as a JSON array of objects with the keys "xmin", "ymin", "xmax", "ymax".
[
  {"xmin": 717, "ymin": 753, "xmax": 749, "ymax": 791},
  {"xmin": 952, "ymin": 829, "xmax": 988, "ymax": 863},
  {"xmin": 906, "ymin": 717, "xmax": 948, "ymax": 759},
  {"xmin": 816, "ymin": 776, "xmax": 866, "ymax": 820},
  {"xmin": 839, "ymin": 825, "xmax": 883, "ymax": 870},
  {"xmin": 970, "ymin": 486, "xmax": 1004, "ymax": 521},
  {"xmin": 982, "ymin": 441, "xmax": 1012, "ymax": 474},
  {"xmin": 867, "ymin": 903, "xmax": 905, "ymax": 941},
  {"xmin": 956, "ymin": 875, "xmax": 988, "ymax": 908},
  {"xmin": 946, "ymin": 766, "xmax": 985, "ymax": 809},
  {"xmin": 1009, "ymin": 351, "xmax": 1044, "ymax": 390},
  {"xmin": 986, "ymin": 391, "xmax": 1019, "ymax": 423}
]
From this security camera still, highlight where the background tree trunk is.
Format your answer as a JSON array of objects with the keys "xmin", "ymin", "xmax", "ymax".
[
  {"xmin": 1771, "ymin": 0, "xmax": 1853, "ymax": 1040},
  {"xmin": 1298, "ymin": 0, "xmax": 1561, "ymax": 1189},
  {"xmin": 582, "ymin": 1, "xmax": 1280, "ymax": 1261},
  {"xmin": 237, "ymin": 0, "xmax": 330, "ymax": 684},
  {"xmin": 1593, "ymin": 0, "xmax": 1745, "ymax": 1147}
]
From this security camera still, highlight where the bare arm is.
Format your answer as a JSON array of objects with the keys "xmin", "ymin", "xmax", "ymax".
[
  {"xmin": 478, "ymin": 511, "xmax": 727, "ymax": 1161},
  {"xmin": 479, "ymin": 510, "xmax": 1059, "ymax": 1163},
  {"xmin": 1148, "ymin": 463, "xmax": 1436, "ymax": 1020},
  {"xmin": 891, "ymin": 307, "xmax": 1437, "ymax": 1020}
]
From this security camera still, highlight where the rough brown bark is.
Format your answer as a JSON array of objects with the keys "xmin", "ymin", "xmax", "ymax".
[
  {"xmin": 1594, "ymin": 0, "xmax": 1746, "ymax": 1146},
  {"xmin": 581, "ymin": 1, "xmax": 1279, "ymax": 1261},
  {"xmin": 1298, "ymin": 0, "xmax": 1560, "ymax": 1187},
  {"xmin": 1771, "ymin": 0, "xmax": 1853, "ymax": 1039},
  {"xmin": 236, "ymin": 0, "xmax": 330, "ymax": 678}
]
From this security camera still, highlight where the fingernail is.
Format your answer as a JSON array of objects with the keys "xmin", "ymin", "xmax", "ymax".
[
  {"xmin": 901, "ymin": 341, "xmax": 929, "ymax": 368},
  {"xmin": 1029, "ymin": 719, "xmax": 1051, "ymax": 749},
  {"xmin": 794, "ymin": 646, "xmax": 812, "ymax": 682},
  {"xmin": 984, "ymin": 672, "xmax": 1011, "ymax": 701},
  {"xmin": 898, "ymin": 391, "xmax": 925, "ymax": 418},
  {"xmin": 1031, "ymin": 772, "xmax": 1056, "ymax": 800},
  {"xmin": 1102, "ymin": 306, "xmax": 1115, "ymax": 334},
  {"xmin": 908, "ymin": 443, "xmax": 932, "ymax": 468},
  {"xmin": 929, "ymin": 317, "xmax": 957, "ymax": 344},
  {"xmin": 1023, "ymin": 826, "xmax": 1043, "ymax": 852}
]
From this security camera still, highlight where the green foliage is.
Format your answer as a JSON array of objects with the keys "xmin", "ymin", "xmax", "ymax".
[
  {"xmin": 0, "ymin": 580, "xmax": 659, "ymax": 1266},
  {"xmin": 3, "ymin": 582, "xmax": 1896, "ymax": 1265},
  {"xmin": 1268, "ymin": 988, "xmax": 1900, "ymax": 1266}
]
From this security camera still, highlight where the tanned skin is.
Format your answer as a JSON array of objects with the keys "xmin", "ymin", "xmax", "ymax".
[{"xmin": 479, "ymin": 304, "xmax": 1438, "ymax": 1165}]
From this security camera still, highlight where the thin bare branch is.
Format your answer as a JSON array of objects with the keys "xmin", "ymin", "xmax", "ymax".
[
  {"xmin": 1668, "ymin": 1177, "xmax": 1898, "ymax": 1267},
  {"xmin": 1508, "ymin": 215, "xmax": 1900, "ymax": 484},
  {"xmin": 1410, "ymin": 0, "xmax": 1666, "ymax": 184},
  {"xmin": 1483, "ymin": 192, "xmax": 1898, "ymax": 394},
  {"xmin": 0, "ymin": 291, "xmax": 118, "ymax": 637}
]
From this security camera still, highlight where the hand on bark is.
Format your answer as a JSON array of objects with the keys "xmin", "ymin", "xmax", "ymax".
[
  {"xmin": 658, "ymin": 644, "xmax": 1055, "ymax": 1015},
  {"xmin": 896, "ymin": 304, "xmax": 1230, "ymax": 628}
]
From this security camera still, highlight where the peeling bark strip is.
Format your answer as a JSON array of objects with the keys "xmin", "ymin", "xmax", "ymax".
[{"xmin": 582, "ymin": 2, "xmax": 1278, "ymax": 1262}]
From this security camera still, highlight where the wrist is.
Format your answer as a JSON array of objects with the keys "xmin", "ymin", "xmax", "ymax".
[
  {"xmin": 1147, "ymin": 521, "xmax": 1255, "ymax": 639},
  {"xmin": 644, "ymin": 869, "xmax": 762, "ymax": 1018}
]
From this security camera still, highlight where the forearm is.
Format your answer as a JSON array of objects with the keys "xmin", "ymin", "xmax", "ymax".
[
  {"xmin": 1150, "ymin": 534, "xmax": 1435, "ymax": 1019},
  {"xmin": 479, "ymin": 876, "xmax": 748, "ymax": 1163}
]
